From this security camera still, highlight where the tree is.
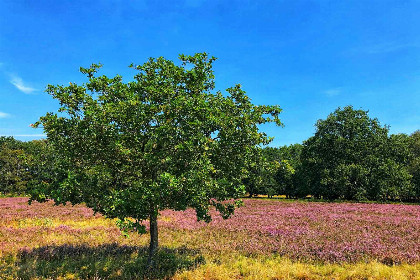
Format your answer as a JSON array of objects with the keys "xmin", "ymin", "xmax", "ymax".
[
  {"xmin": 0, "ymin": 136, "xmax": 21, "ymax": 148},
  {"xmin": 0, "ymin": 137, "xmax": 32, "ymax": 195},
  {"xmin": 408, "ymin": 130, "xmax": 420, "ymax": 199},
  {"xmin": 26, "ymin": 140, "xmax": 57, "ymax": 197},
  {"xmin": 30, "ymin": 53, "xmax": 282, "ymax": 264},
  {"xmin": 300, "ymin": 106, "xmax": 414, "ymax": 201},
  {"xmin": 372, "ymin": 159, "xmax": 413, "ymax": 201},
  {"xmin": 242, "ymin": 154, "xmax": 266, "ymax": 197},
  {"xmin": 260, "ymin": 145, "xmax": 302, "ymax": 198},
  {"xmin": 273, "ymin": 159, "xmax": 295, "ymax": 197},
  {"xmin": 243, "ymin": 148, "xmax": 272, "ymax": 197},
  {"xmin": 0, "ymin": 144, "xmax": 29, "ymax": 195}
]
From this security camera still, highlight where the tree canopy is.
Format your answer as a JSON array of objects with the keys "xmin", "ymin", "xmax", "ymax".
[
  {"xmin": 0, "ymin": 137, "xmax": 41, "ymax": 195},
  {"xmin": 299, "ymin": 106, "xmax": 414, "ymax": 201},
  {"xmin": 407, "ymin": 130, "xmax": 420, "ymax": 199},
  {"xmin": 30, "ymin": 53, "xmax": 282, "ymax": 261}
]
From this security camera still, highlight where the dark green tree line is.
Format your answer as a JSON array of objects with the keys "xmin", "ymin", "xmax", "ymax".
[{"xmin": 243, "ymin": 106, "xmax": 419, "ymax": 202}]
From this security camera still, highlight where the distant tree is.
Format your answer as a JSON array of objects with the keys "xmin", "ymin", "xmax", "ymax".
[
  {"xmin": 300, "ymin": 106, "xmax": 414, "ymax": 201},
  {"xmin": 263, "ymin": 144, "xmax": 302, "ymax": 166},
  {"xmin": 0, "ymin": 136, "xmax": 21, "ymax": 149},
  {"xmin": 26, "ymin": 140, "xmax": 58, "ymax": 197},
  {"xmin": 0, "ymin": 138, "xmax": 51, "ymax": 196},
  {"xmin": 410, "ymin": 130, "xmax": 420, "ymax": 155},
  {"xmin": 273, "ymin": 159, "xmax": 295, "ymax": 197},
  {"xmin": 261, "ymin": 145, "xmax": 302, "ymax": 198},
  {"xmin": 262, "ymin": 147, "xmax": 282, "ymax": 162},
  {"xmin": 243, "ymin": 148, "xmax": 273, "ymax": 197},
  {"xmin": 408, "ymin": 130, "xmax": 420, "ymax": 199},
  {"xmin": 278, "ymin": 144, "xmax": 303, "ymax": 167},
  {"xmin": 318, "ymin": 163, "xmax": 369, "ymax": 201},
  {"xmin": 296, "ymin": 143, "xmax": 320, "ymax": 198},
  {"xmin": 277, "ymin": 144, "xmax": 302, "ymax": 198},
  {"xmin": 372, "ymin": 159, "xmax": 413, "ymax": 201},
  {"xmin": 0, "ymin": 142, "xmax": 30, "ymax": 195},
  {"xmin": 30, "ymin": 53, "xmax": 282, "ymax": 264}
]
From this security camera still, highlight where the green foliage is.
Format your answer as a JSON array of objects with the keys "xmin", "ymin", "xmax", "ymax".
[
  {"xmin": 30, "ymin": 53, "xmax": 282, "ymax": 249},
  {"xmin": 273, "ymin": 160, "xmax": 295, "ymax": 197},
  {"xmin": 0, "ymin": 136, "xmax": 21, "ymax": 149},
  {"xmin": 407, "ymin": 130, "xmax": 420, "ymax": 199},
  {"xmin": 372, "ymin": 159, "xmax": 414, "ymax": 201},
  {"xmin": 299, "ymin": 106, "xmax": 415, "ymax": 201},
  {"xmin": 0, "ymin": 145, "xmax": 28, "ymax": 195},
  {"xmin": 0, "ymin": 137, "xmax": 39, "ymax": 196},
  {"xmin": 319, "ymin": 163, "xmax": 369, "ymax": 201},
  {"xmin": 263, "ymin": 145, "xmax": 302, "ymax": 167},
  {"xmin": 243, "ymin": 149, "xmax": 272, "ymax": 197},
  {"xmin": 248, "ymin": 145, "xmax": 302, "ymax": 198},
  {"xmin": 242, "ymin": 148, "xmax": 294, "ymax": 198}
]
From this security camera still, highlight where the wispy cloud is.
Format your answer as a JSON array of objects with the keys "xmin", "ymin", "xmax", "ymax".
[
  {"xmin": 0, "ymin": 111, "xmax": 11, "ymax": 118},
  {"xmin": 9, "ymin": 75, "xmax": 37, "ymax": 94},
  {"xmin": 324, "ymin": 88, "xmax": 342, "ymax": 97}
]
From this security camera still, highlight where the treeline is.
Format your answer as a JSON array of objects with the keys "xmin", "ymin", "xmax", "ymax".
[
  {"xmin": 245, "ymin": 106, "xmax": 420, "ymax": 202},
  {"xmin": 0, "ymin": 137, "xmax": 48, "ymax": 196},
  {"xmin": 1, "ymin": 106, "xmax": 419, "ymax": 202}
]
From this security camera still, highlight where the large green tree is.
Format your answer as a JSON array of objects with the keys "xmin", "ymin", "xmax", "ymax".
[
  {"xmin": 31, "ymin": 53, "xmax": 282, "ymax": 263},
  {"xmin": 299, "ymin": 106, "xmax": 414, "ymax": 201}
]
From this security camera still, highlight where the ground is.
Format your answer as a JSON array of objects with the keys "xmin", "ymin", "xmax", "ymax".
[{"xmin": 0, "ymin": 197, "xmax": 419, "ymax": 279}]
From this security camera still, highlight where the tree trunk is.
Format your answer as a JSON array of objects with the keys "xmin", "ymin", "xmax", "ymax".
[{"xmin": 147, "ymin": 210, "xmax": 158, "ymax": 268}]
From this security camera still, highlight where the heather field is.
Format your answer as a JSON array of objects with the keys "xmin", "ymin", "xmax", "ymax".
[{"xmin": 0, "ymin": 197, "xmax": 419, "ymax": 279}]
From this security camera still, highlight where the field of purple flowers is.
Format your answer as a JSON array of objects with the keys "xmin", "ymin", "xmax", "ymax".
[
  {"xmin": 0, "ymin": 197, "xmax": 419, "ymax": 279},
  {"xmin": 2, "ymin": 197, "xmax": 419, "ymax": 263},
  {"xmin": 159, "ymin": 199, "xmax": 420, "ymax": 264}
]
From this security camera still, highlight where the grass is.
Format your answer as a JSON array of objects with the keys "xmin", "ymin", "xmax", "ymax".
[
  {"xmin": 0, "ymin": 197, "xmax": 419, "ymax": 279},
  {"xmin": 175, "ymin": 256, "xmax": 420, "ymax": 280}
]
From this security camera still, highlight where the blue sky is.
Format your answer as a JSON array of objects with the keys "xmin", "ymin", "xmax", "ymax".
[{"xmin": 1, "ymin": 0, "xmax": 419, "ymax": 146}]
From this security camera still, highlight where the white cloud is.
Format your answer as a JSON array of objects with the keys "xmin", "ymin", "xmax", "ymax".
[
  {"xmin": 0, "ymin": 111, "xmax": 11, "ymax": 118},
  {"xmin": 324, "ymin": 88, "xmax": 341, "ymax": 97},
  {"xmin": 9, "ymin": 75, "xmax": 37, "ymax": 94}
]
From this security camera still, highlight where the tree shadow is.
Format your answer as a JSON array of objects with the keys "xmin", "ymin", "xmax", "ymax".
[{"xmin": 16, "ymin": 243, "xmax": 205, "ymax": 279}]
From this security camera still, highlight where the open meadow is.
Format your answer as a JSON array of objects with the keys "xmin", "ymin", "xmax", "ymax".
[{"xmin": 0, "ymin": 197, "xmax": 419, "ymax": 279}]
